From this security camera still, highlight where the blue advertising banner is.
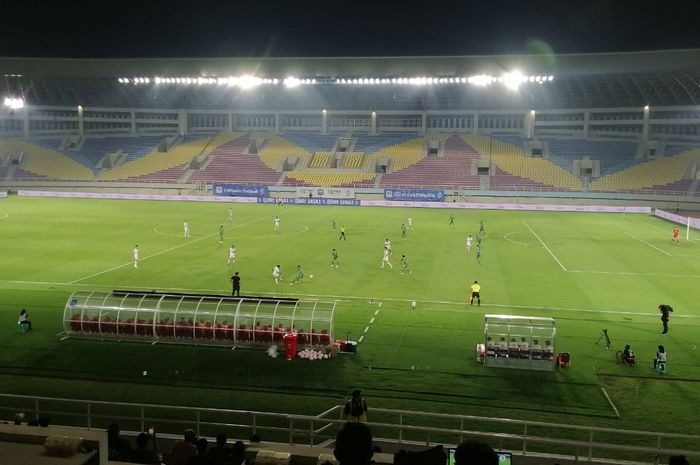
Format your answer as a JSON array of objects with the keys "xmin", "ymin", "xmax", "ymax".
[
  {"xmin": 213, "ymin": 184, "xmax": 268, "ymax": 197},
  {"xmin": 384, "ymin": 188, "xmax": 445, "ymax": 202},
  {"xmin": 257, "ymin": 197, "xmax": 361, "ymax": 206}
]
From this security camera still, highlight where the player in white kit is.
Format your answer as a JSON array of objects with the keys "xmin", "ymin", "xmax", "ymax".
[
  {"xmin": 184, "ymin": 221, "xmax": 190, "ymax": 238},
  {"xmin": 227, "ymin": 245, "xmax": 237, "ymax": 264},
  {"xmin": 274, "ymin": 216, "xmax": 280, "ymax": 232},
  {"xmin": 408, "ymin": 217, "xmax": 413, "ymax": 229},
  {"xmin": 227, "ymin": 208, "xmax": 233, "ymax": 222},
  {"xmin": 272, "ymin": 265, "xmax": 282, "ymax": 284},
  {"xmin": 466, "ymin": 234, "xmax": 473, "ymax": 252},
  {"xmin": 384, "ymin": 239, "xmax": 392, "ymax": 253},
  {"xmin": 133, "ymin": 245, "xmax": 139, "ymax": 268},
  {"xmin": 381, "ymin": 247, "xmax": 393, "ymax": 269}
]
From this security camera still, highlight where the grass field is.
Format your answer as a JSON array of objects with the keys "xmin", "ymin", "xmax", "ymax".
[{"xmin": 0, "ymin": 196, "xmax": 699, "ymax": 438}]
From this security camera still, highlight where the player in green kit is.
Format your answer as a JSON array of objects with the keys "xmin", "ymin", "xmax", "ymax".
[
  {"xmin": 401, "ymin": 223, "xmax": 407, "ymax": 239},
  {"xmin": 291, "ymin": 265, "xmax": 304, "ymax": 284},
  {"xmin": 331, "ymin": 249, "xmax": 340, "ymax": 268},
  {"xmin": 218, "ymin": 225, "xmax": 224, "ymax": 243},
  {"xmin": 400, "ymin": 254, "xmax": 411, "ymax": 274},
  {"xmin": 332, "ymin": 218, "xmax": 337, "ymax": 231},
  {"xmin": 448, "ymin": 213, "xmax": 455, "ymax": 228},
  {"xmin": 479, "ymin": 220, "xmax": 485, "ymax": 236},
  {"xmin": 476, "ymin": 244, "xmax": 481, "ymax": 264},
  {"xmin": 476, "ymin": 233, "xmax": 482, "ymax": 246}
]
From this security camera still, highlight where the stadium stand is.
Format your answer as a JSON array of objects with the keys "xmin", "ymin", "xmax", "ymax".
[
  {"xmin": 590, "ymin": 148, "xmax": 700, "ymax": 193},
  {"xmin": 0, "ymin": 138, "xmax": 94, "ymax": 180},
  {"xmin": 100, "ymin": 133, "xmax": 239, "ymax": 181},
  {"xmin": 188, "ymin": 136, "xmax": 281, "ymax": 184},
  {"xmin": 257, "ymin": 133, "xmax": 313, "ymax": 170},
  {"xmin": 465, "ymin": 134, "xmax": 583, "ymax": 191},
  {"xmin": 380, "ymin": 134, "xmax": 480, "ymax": 188},
  {"xmin": 353, "ymin": 133, "xmax": 419, "ymax": 152},
  {"xmin": 545, "ymin": 139, "xmax": 639, "ymax": 176},
  {"xmin": 342, "ymin": 152, "xmax": 366, "ymax": 169},
  {"xmin": 282, "ymin": 172, "xmax": 375, "ymax": 187},
  {"xmin": 309, "ymin": 152, "xmax": 332, "ymax": 168},
  {"xmin": 73, "ymin": 136, "xmax": 163, "ymax": 167},
  {"xmin": 279, "ymin": 132, "xmax": 338, "ymax": 152}
]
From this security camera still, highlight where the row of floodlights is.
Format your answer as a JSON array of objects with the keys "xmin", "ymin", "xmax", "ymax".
[
  {"xmin": 3, "ymin": 97, "xmax": 24, "ymax": 109},
  {"xmin": 118, "ymin": 72, "xmax": 554, "ymax": 90}
]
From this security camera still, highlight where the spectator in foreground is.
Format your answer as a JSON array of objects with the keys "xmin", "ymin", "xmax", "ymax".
[
  {"xmin": 208, "ymin": 433, "xmax": 232, "ymax": 465},
  {"xmin": 454, "ymin": 439, "xmax": 498, "ymax": 465},
  {"xmin": 130, "ymin": 432, "xmax": 160, "ymax": 464},
  {"xmin": 107, "ymin": 423, "xmax": 132, "ymax": 462},
  {"xmin": 669, "ymin": 455, "xmax": 690, "ymax": 465},
  {"xmin": 170, "ymin": 429, "xmax": 198, "ymax": 465},
  {"xmin": 230, "ymin": 441, "xmax": 246, "ymax": 465},
  {"xmin": 334, "ymin": 422, "xmax": 374, "ymax": 465},
  {"xmin": 343, "ymin": 390, "xmax": 368, "ymax": 422},
  {"xmin": 188, "ymin": 438, "xmax": 213, "ymax": 465}
]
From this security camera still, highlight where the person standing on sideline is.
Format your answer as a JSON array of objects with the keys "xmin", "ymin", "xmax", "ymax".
[
  {"xmin": 218, "ymin": 225, "xmax": 224, "ymax": 244},
  {"xmin": 466, "ymin": 234, "xmax": 473, "ymax": 252},
  {"xmin": 183, "ymin": 221, "xmax": 190, "ymax": 238},
  {"xmin": 659, "ymin": 304, "xmax": 673, "ymax": 334},
  {"xmin": 227, "ymin": 208, "xmax": 233, "ymax": 222},
  {"xmin": 18, "ymin": 309, "xmax": 32, "ymax": 331},
  {"xmin": 274, "ymin": 216, "xmax": 280, "ymax": 232},
  {"xmin": 343, "ymin": 390, "xmax": 368, "ymax": 422},
  {"xmin": 230, "ymin": 272, "xmax": 241, "ymax": 296},
  {"xmin": 339, "ymin": 225, "xmax": 347, "ymax": 241},
  {"xmin": 331, "ymin": 248, "xmax": 340, "ymax": 268},
  {"xmin": 273, "ymin": 265, "xmax": 282, "ymax": 284},
  {"xmin": 672, "ymin": 227, "xmax": 680, "ymax": 245},
  {"xmin": 449, "ymin": 213, "xmax": 455, "ymax": 228},
  {"xmin": 381, "ymin": 247, "xmax": 393, "ymax": 269},
  {"xmin": 470, "ymin": 280, "xmax": 481, "ymax": 306},
  {"xmin": 227, "ymin": 245, "xmax": 237, "ymax": 264},
  {"xmin": 133, "ymin": 245, "xmax": 139, "ymax": 268}
]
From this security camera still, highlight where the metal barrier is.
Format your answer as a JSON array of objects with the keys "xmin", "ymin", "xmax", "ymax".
[{"xmin": 0, "ymin": 393, "xmax": 698, "ymax": 464}]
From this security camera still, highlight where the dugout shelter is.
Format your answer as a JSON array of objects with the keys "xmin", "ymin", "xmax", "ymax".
[{"xmin": 482, "ymin": 314, "xmax": 556, "ymax": 371}]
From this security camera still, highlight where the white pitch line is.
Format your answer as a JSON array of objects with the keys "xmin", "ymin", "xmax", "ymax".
[
  {"xmin": 68, "ymin": 211, "xmax": 292, "ymax": 285},
  {"xmin": 624, "ymin": 232, "xmax": 672, "ymax": 256},
  {"xmin": 369, "ymin": 317, "xmax": 375, "ymax": 324},
  {"xmin": 522, "ymin": 221, "xmax": 567, "ymax": 271},
  {"xmin": 358, "ymin": 335, "xmax": 364, "ymax": 343},
  {"xmin": 363, "ymin": 326, "xmax": 369, "ymax": 333},
  {"xmin": 569, "ymin": 270, "xmax": 700, "ymax": 279},
  {"xmin": 374, "ymin": 310, "xmax": 379, "ymax": 315}
]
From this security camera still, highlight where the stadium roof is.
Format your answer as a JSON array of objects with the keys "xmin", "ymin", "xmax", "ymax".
[{"xmin": 2, "ymin": 50, "xmax": 700, "ymax": 110}]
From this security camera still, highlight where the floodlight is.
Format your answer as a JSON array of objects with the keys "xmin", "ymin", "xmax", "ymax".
[
  {"xmin": 548, "ymin": 75, "xmax": 554, "ymax": 81},
  {"xmin": 284, "ymin": 77, "xmax": 301, "ymax": 88},
  {"xmin": 3, "ymin": 97, "xmax": 24, "ymax": 109},
  {"xmin": 644, "ymin": 105, "xmax": 649, "ymax": 110},
  {"xmin": 467, "ymin": 74, "xmax": 492, "ymax": 86},
  {"xmin": 503, "ymin": 71, "xmax": 525, "ymax": 90}
]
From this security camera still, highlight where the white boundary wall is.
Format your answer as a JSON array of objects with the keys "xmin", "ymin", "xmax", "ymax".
[
  {"xmin": 655, "ymin": 209, "xmax": 700, "ymax": 229},
  {"xmin": 17, "ymin": 190, "xmax": 652, "ymax": 213}
]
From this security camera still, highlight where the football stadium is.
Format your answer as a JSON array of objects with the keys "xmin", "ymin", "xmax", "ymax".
[{"xmin": 1, "ymin": 49, "xmax": 700, "ymax": 464}]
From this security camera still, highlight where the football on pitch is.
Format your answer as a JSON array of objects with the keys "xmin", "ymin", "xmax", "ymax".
[{"xmin": 310, "ymin": 274, "xmax": 314, "ymax": 278}]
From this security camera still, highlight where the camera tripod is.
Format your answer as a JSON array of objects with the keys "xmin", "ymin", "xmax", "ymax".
[{"xmin": 595, "ymin": 329, "xmax": 611, "ymax": 350}]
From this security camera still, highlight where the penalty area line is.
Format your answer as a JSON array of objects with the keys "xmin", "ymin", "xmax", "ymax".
[{"xmin": 624, "ymin": 232, "xmax": 671, "ymax": 256}]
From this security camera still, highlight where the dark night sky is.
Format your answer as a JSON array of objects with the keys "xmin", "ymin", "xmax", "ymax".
[{"xmin": 1, "ymin": 0, "xmax": 699, "ymax": 58}]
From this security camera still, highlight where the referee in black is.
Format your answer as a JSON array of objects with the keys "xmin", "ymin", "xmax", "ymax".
[{"xmin": 231, "ymin": 272, "xmax": 241, "ymax": 296}]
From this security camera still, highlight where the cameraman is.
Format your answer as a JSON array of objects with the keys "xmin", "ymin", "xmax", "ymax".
[{"xmin": 659, "ymin": 305, "xmax": 673, "ymax": 335}]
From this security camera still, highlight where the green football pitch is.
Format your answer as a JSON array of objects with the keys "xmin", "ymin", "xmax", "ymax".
[{"xmin": 0, "ymin": 196, "xmax": 699, "ymax": 435}]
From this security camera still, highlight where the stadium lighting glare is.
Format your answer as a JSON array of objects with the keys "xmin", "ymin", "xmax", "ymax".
[
  {"xmin": 467, "ymin": 74, "xmax": 493, "ymax": 86},
  {"xmin": 503, "ymin": 71, "xmax": 526, "ymax": 90},
  {"xmin": 644, "ymin": 105, "xmax": 650, "ymax": 110},
  {"xmin": 3, "ymin": 97, "xmax": 24, "ymax": 110},
  {"xmin": 284, "ymin": 77, "xmax": 301, "ymax": 88}
]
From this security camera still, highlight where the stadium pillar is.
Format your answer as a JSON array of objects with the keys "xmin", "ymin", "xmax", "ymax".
[
  {"xmin": 78, "ymin": 105, "xmax": 84, "ymax": 136},
  {"xmin": 22, "ymin": 106, "xmax": 29, "ymax": 138},
  {"xmin": 474, "ymin": 113, "xmax": 480, "ymax": 135},
  {"xmin": 130, "ymin": 111, "xmax": 136, "ymax": 134},
  {"xmin": 421, "ymin": 112, "xmax": 427, "ymax": 135},
  {"xmin": 275, "ymin": 112, "xmax": 281, "ymax": 134},
  {"xmin": 322, "ymin": 109, "xmax": 328, "ymax": 134},
  {"xmin": 178, "ymin": 110, "xmax": 188, "ymax": 135},
  {"xmin": 371, "ymin": 111, "xmax": 377, "ymax": 135},
  {"xmin": 642, "ymin": 105, "xmax": 650, "ymax": 142},
  {"xmin": 583, "ymin": 111, "xmax": 590, "ymax": 138},
  {"xmin": 228, "ymin": 112, "xmax": 234, "ymax": 132},
  {"xmin": 525, "ymin": 110, "xmax": 535, "ymax": 138}
]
